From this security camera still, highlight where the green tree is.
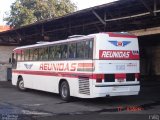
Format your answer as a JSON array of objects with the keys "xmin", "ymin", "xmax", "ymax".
[{"xmin": 4, "ymin": 0, "xmax": 77, "ymax": 28}]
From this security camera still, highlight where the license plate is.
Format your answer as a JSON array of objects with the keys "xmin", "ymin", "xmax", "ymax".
[
  {"xmin": 117, "ymin": 79, "xmax": 125, "ymax": 82},
  {"xmin": 112, "ymin": 87, "xmax": 129, "ymax": 92}
]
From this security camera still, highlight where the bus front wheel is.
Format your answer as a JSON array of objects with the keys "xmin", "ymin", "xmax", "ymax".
[
  {"xmin": 60, "ymin": 81, "xmax": 70, "ymax": 101},
  {"xmin": 17, "ymin": 77, "xmax": 26, "ymax": 91}
]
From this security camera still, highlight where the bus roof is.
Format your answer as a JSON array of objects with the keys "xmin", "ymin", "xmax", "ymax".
[{"xmin": 13, "ymin": 34, "xmax": 97, "ymax": 51}]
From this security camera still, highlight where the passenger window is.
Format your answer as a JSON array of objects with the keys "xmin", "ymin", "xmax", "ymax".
[
  {"xmin": 89, "ymin": 40, "xmax": 93, "ymax": 58},
  {"xmin": 21, "ymin": 50, "xmax": 25, "ymax": 61},
  {"xmin": 61, "ymin": 44, "xmax": 68, "ymax": 59},
  {"xmin": 33, "ymin": 48, "xmax": 39, "ymax": 61},
  {"xmin": 84, "ymin": 40, "xmax": 93, "ymax": 59},
  {"xmin": 49, "ymin": 46, "xmax": 55, "ymax": 60},
  {"xmin": 68, "ymin": 43, "xmax": 76, "ymax": 59},
  {"xmin": 17, "ymin": 50, "xmax": 21, "ymax": 61},
  {"xmin": 84, "ymin": 41, "xmax": 90, "ymax": 58},
  {"xmin": 77, "ymin": 41, "xmax": 85, "ymax": 58},
  {"xmin": 54, "ymin": 45, "xmax": 61, "ymax": 59},
  {"xmin": 24, "ymin": 49, "xmax": 30, "ymax": 61},
  {"xmin": 29, "ymin": 49, "xmax": 33, "ymax": 61},
  {"xmin": 39, "ymin": 47, "xmax": 48, "ymax": 61}
]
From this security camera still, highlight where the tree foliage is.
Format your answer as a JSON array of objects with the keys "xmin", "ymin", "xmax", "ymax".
[{"xmin": 4, "ymin": 0, "xmax": 77, "ymax": 28}]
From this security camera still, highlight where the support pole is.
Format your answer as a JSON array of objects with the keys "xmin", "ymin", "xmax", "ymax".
[
  {"xmin": 154, "ymin": 0, "xmax": 157, "ymax": 16},
  {"xmin": 92, "ymin": 10, "xmax": 106, "ymax": 25},
  {"xmin": 140, "ymin": 0, "xmax": 154, "ymax": 15}
]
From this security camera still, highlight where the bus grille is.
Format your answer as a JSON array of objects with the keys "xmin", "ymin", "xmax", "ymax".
[{"xmin": 79, "ymin": 77, "xmax": 90, "ymax": 95}]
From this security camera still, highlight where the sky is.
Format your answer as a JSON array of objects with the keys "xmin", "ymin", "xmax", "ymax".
[{"xmin": 0, "ymin": 0, "xmax": 116, "ymax": 25}]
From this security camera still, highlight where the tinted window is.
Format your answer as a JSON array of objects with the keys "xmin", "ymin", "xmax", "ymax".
[
  {"xmin": 89, "ymin": 40, "xmax": 93, "ymax": 58},
  {"xmin": 49, "ymin": 46, "xmax": 55, "ymax": 60},
  {"xmin": 84, "ymin": 41, "xmax": 90, "ymax": 58},
  {"xmin": 29, "ymin": 49, "xmax": 34, "ymax": 61},
  {"xmin": 16, "ymin": 38, "xmax": 93, "ymax": 61},
  {"xmin": 68, "ymin": 43, "xmax": 76, "ymax": 59},
  {"xmin": 77, "ymin": 41, "xmax": 85, "ymax": 58},
  {"xmin": 54, "ymin": 45, "xmax": 61, "ymax": 59},
  {"xmin": 39, "ymin": 47, "xmax": 48, "ymax": 61},
  {"xmin": 61, "ymin": 44, "xmax": 68, "ymax": 59},
  {"xmin": 24, "ymin": 49, "xmax": 30, "ymax": 61},
  {"xmin": 17, "ymin": 50, "xmax": 21, "ymax": 61},
  {"xmin": 84, "ymin": 40, "xmax": 93, "ymax": 59},
  {"xmin": 33, "ymin": 48, "xmax": 39, "ymax": 61},
  {"xmin": 21, "ymin": 50, "xmax": 25, "ymax": 61}
]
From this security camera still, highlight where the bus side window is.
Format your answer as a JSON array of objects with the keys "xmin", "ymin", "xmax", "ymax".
[
  {"xmin": 85, "ymin": 40, "xmax": 93, "ymax": 59},
  {"xmin": 24, "ymin": 49, "xmax": 30, "ymax": 61},
  {"xmin": 33, "ymin": 48, "xmax": 39, "ymax": 61},
  {"xmin": 39, "ymin": 47, "xmax": 48, "ymax": 61},
  {"xmin": 39, "ymin": 48, "xmax": 43, "ymax": 60},
  {"xmin": 76, "ymin": 41, "xmax": 85, "ymax": 59},
  {"xmin": 17, "ymin": 50, "xmax": 22, "ymax": 61},
  {"xmin": 21, "ymin": 50, "xmax": 25, "ymax": 61},
  {"xmin": 49, "ymin": 46, "xmax": 55, "ymax": 60},
  {"xmin": 68, "ymin": 43, "xmax": 76, "ymax": 59},
  {"xmin": 89, "ymin": 40, "xmax": 93, "ymax": 58},
  {"xmin": 55, "ymin": 45, "xmax": 61, "ymax": 59},
  {"xmin": 84, "ymin": 41, "xmax": 90, "ymax": 59},
  {"xmin": 30, "ymin": 49, "xmax": 33, "ymax": 61},
  {"xmin": 61, "ymin": 44, "xmax": 68, "ymax": 59}
]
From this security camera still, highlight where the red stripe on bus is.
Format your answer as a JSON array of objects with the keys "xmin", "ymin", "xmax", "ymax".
[
  {"xmin": 107, "ymin": 32, "xmax": 137, "ymax": 38},
  {"xmin": 78, "ymin": 63, "xmax": 94, "ymax": 68},
  {"xmin": 115, "ymin": 74, "xmax": 126, "ymax": 79},
  {"xmin": 12, "ymin": 70, "xmax": 93, "ymax": 79}
]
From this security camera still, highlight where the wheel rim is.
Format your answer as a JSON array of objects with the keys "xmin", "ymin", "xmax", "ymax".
[
  {"xmin": 19, "ymin": 80, "xmax": 25, "ymax": 90},
  {"xmin": 61, "ymin": 84, "xmax": 68, "ymax": 98}
]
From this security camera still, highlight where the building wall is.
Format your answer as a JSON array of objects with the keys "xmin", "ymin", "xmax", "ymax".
[
  {"xmin": 152, "ymin": 46, "xmax": 160, "ymax": 75},
  {"xmin": 0, "ymin": 46, "xmax": 17, "ymax": 81},
  {"xmin": 0, "ymin": 46, "xmax": 16, "ymax": 63}
]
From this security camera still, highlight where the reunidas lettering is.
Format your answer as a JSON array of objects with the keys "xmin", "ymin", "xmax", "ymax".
[
  {"xmin": 39, "ymin": 63, "xmax": 77, "ymax": 71},
  {"xmin": 101, "ymin": 51, "xmax": 130, "ymax": 58}
]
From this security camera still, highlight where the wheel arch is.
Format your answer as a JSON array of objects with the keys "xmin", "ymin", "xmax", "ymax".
[{"xmin": 17, "ymin": 75, "xmax": 23, "ymax": 85}]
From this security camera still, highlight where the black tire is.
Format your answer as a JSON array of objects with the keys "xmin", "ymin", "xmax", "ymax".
[
  {"xmin": 59, "ymin": 81, "xmax": 70, "ymax": 101},
  {"xmin": 17, "ymin": 77, "xmax": 26, "ymax": 91}
]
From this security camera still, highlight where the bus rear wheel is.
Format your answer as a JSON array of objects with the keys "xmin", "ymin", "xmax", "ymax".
[
  {"xmin": 60, "ymin": 81, "xmax": 70, "ymax": 101},
  {"xmin": 17, "ymin": 77, "xmax": 26, "ymax": 91}
]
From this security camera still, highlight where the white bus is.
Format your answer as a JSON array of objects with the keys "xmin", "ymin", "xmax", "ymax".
[{"xmin": 12, "ymin": 32, "xmax": 140, "ymax": 101}]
